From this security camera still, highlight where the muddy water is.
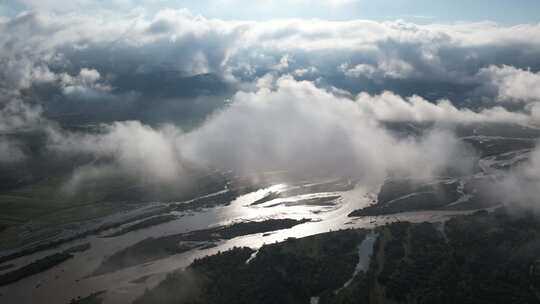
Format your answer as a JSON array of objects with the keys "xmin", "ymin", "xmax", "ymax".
[{"xmin": 0, "ymin": 181, "xmax": 474, "ymax": 304}]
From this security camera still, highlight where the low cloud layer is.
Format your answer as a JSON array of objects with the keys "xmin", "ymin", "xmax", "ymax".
[
  {"xmin": 7, "ymin": 72, "xmax": 540, "ymax": 190},
  {"xmin": 47, "ymin": 76, "xmax": 483, "ymax": 189},
  {"xmin": 182, "ymin": 76, "xmax": 477, "ymax": 183},
  {"xmin": 48, "ymin": 121, "xmax": 182, "ymax": 183},
  {"xmin": 1, "ymin": 8, "xmax": 540, "ymax": 210},
  {"xmin": 498, "ymin": 147, "xmax": 540, "ymax": 212},
  {"xmin": 1, "ymin": 10, "xmax": 540, "ymax": 109},
  {"xmin": 478, "ymin": 65, "xmax": 540, "ymax": 104},
  {"xmin": 0, "ymin": 140, "xmax": 25, "ymax": 163},
  {"xmin": 355, "ymin": 91, "xmax": 531, "ymax": 125},
  {"xmin": 0, "ymin": 99, "xmax": 43, "ymax": 133}
]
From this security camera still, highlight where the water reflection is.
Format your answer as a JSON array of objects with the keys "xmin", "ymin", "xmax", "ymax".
[{"xmin": 0, "ymin": 180, "xmax": 475, "ymax": 304}]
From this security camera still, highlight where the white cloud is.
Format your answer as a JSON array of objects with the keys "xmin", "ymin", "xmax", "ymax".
[
  {"xmin": 0, "ymin": 140, "xmax": 25, "ymax": 163},
  {"xmin": 378, "ymin": 58, "xmax": 414, "ymax": 79},
  {"xmin": 272, "ymin": 55, "xmax": 292, "ymax": 71},
  {"xmin": 46, "ymin": 76, "xmax": 490, "ymax": 187},
  {"xmin": 293, "ymin": 66, "xmax": 318, "ymax": 77},
  {"xmin": 0, "ymin": 99, "xmax": 44, "ymax": 132},
  {"xmin": 340, "ymin": 63, "xmax": 378, "ymax": 79},
  {"xmin": 355, "ymin": 91, "xmax": 531, "ymax": 125},
  {"xmin": 497, "ymin": 146, "xmax": 540, "ymax": 212},
  {"xmin": 2, "ymin": 8, "xmax": 540, "ymax": 198},
  {"xmin": 48, "ymin": 121, "xmax": 183, "ymax": 183},
  {"xmin": 181, "ymin": 76, "xmax": 476, "ymax": 182},
  {"xmin": 2, "ymin": 10, "xmax": 540, "ymax": 90},
  {"xmin": 340, "ymin": 58, "xmax": 414, "ymax": 80},
  {"xmin": 60, "ymin": 68, "xmax": 112, "ymax": 98},
  {"xmin": 478, "ymin": 65, "xmax": 540, "ymax": 103},
  {"xmin": 0, "ymin": 13, "xmax": 538, "ymax": 132}
]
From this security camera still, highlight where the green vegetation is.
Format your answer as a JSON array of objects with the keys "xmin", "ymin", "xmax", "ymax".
[
  {"xmin": 251, "ymin": 179, "xmax": 354, "ymax": 206},
  {"xmin": 464, "ymin": 137, "xmax": 536, "ymax": 158},
  {"xmin": 104, "ymin": 215, "xmax": 178, "ymax": 238},
  {"xmin": 134, "ymin": 208, "xmax": 540, "ymax": 304},
  {"xmin": 0, "ymin": 264, "xmax": 14, "ymax": 272},
  {"xmin": 327, "ymin": 208, "xmax": 540, "ymax": 304},
  {"xmin": 0, "ymin": 252, "xmax": 73, "ymax": 286},
  {"xmin": 134, "ymin": 229, "xmax": 368, "ymax": 304},
  {"xmin": 349, "ymin": 179, "xmax": 461, "ymax": 216},
  {"xmin": 349, "ymin": 177, "xmax": 501, "ymax": 217},
  {"xmin": 280, "ymin": 195, "xmax": 341, "ymax": 207},
  {"xmin": 280, "ymin": 179, "xmax": 355, "ymax": 197},
  {"xmin": 64, "ymin": 243, "xmax": 91, "ymax": 254},
  {"xmin": 0, "ymin": 177, "xmax": 259, "ymax": 266},
  {"xmin": 68, "ymin": 291, "xmax": 106, "ymax": 304},
  {"xmin": 0, "ymin": 242, "xmax": 90, "ymax": 286},
  {"xmin": 171, "ymin": 189, "xmax": 242, "ymax": 212},
  {"xmin": 251, "ymin": 192, "xmax": 282, "ymax": 205},
  {"xmin": 0, "ymin": 208, "xmax": 167, "ymax": 264},
  {"xmin": 93, "ymin": 218, "xmax": 310, "ymax": 276},
  {"xmin": 0, "ymin": 168, "xmax": 226, "ymax": 233},
  {"xmin": 0, "ymin": 131, "xmax": 230, "ymax": 254}
]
